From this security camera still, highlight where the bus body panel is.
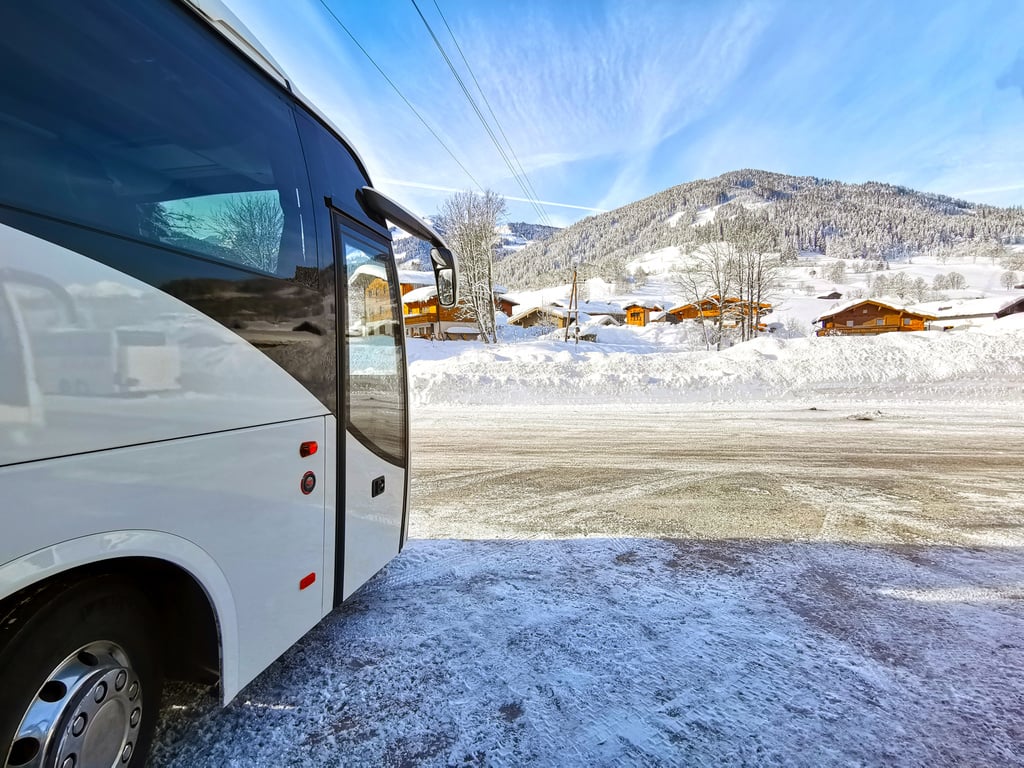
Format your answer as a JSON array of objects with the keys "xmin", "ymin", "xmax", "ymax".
[
  {"xmin": 0, "ymin": 529, "xmax": 243, "ymax": 699},
  {"xmin": 0, "ymin": 223, "xmax": 328, "ymax": 468},
  {"xmin": 342, "ymin": 433, "xmax": 407, "ymax": 601},
  {"xmin": 0, "ymin": 417, "xmax": 329, "ymax": 696}
]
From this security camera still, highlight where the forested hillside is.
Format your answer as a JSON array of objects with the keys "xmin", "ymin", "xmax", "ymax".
[
  {"xmin": 393, "ymin": 219, "xmax": 559, "ymax": 270},
  {"xmin": 495, "ymin": 170, "xmax": 1024, "ymax": 289}
]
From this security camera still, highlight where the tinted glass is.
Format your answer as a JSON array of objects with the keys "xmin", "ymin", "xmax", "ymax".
[
  {"xmin": 0, "ymin": 0, "xmax": 312, "ymax": 280},
  {"xmin": 339, "ymin": 224, "xmax": 406, "ymax": 466}
]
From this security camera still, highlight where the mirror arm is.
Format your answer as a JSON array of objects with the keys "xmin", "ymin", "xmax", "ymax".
[
  {"xmin": 358, "ymin": 186, "xmax": 459, "ymax": 308},
  {"xmin": 357, "ymin": 186, "xmax": 450, "ymax": 251}
]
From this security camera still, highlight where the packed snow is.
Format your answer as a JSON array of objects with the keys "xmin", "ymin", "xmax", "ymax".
[
  {"xmin": 152, "ymin": 538, "xmax": 1024, "ymax": 767},
  {"xmin": 406, "ymin": 321, "xmax": 1024, "ymax": 407}
]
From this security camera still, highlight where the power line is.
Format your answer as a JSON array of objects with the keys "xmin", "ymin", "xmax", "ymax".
[
  {"xmin": 430, "ymin": 0, "xmax": 550, "ymax": 224},
  {"xmin": 409, "ymin": 0, "xmax": 552, "ymax": 226},
  {"xmin": 316, "ymin": 0, "xmax": 485, "ymax": 194}
]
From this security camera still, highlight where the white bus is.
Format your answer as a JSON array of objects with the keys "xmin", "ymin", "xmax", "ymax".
[{"xmin": 0, "ymin": 2, "xmax": 457, "ymax": 766}]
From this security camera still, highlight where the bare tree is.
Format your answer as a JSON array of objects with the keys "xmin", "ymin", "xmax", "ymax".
[
  {"xmin": 732, "ymin": 217, "xmax": 781, "ymax": 340},
  {"xmin": 437, "ymin": 190, "xmax": 506, "ymax": 343},
  {"xmin": 212, "ymin": 192, "xmax": 284, "ymax": 273},
  {"xmin": 1000, "ymin": 270, "xmax": 1019, "ymax": 289},
  {"xmin": 947, "ymin": 271, "xmax": 968, "ymax": 290},
  {"xmin": 825, "ymin": 260, "xmax": 847, "ymax": 283},
  {"xmin": 674, "ymin": 241, "xmax": 738, "ymax": 350}
]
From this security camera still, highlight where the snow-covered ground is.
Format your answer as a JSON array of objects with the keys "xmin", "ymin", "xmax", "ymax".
[
  {"xmin": 152, "ymin": 537, "xmax": 1024, "ymax": 767},
  {"xmin": 407, "ymin": 317, "xmax": 1024, "ymax": 407},
  {"xmin": 151, "ymin": 318, "xmax": 1024, "ymax": 766}
]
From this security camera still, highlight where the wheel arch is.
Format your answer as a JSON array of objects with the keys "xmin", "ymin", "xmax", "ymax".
[{"xmin": 0, "ymin": 531, "xmax": 240, "ymax": 700}]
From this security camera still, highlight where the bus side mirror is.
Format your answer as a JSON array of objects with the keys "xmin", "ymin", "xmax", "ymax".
[{"xmin": 431, "ymin": 247, "xmax": 457, "ymax": 308}]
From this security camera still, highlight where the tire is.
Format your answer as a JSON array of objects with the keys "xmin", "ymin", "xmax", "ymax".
[{"xmin": 0, "ymin": 577, "xmax": 163, "ymax": 768}]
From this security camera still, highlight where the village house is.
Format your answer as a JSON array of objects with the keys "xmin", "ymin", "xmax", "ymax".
[
  {"xmin": 666, "ymin": 296, "xmax": 772, "ymax": 327},
  {"xmin": 399, "ymin": 271, "xmax": 497, "ymax": 340},
  {"xmin": 508, "ymin": 305, "xmax": 584, "ymax": 329},
  {"xmin": 494, "ymin": 293, "xmax": 519, "ymax": 317},
  {"xmin": 622, "ymin": 301, "xmax": 663, "ymax": 327},
  {"xmin": 910, "ymin": 295, "xmax": 1024, "ymax": 330},
  {"xmin": 815, "ymin": 298, "xmax": 935, "ymax": 336},
  {"xmin": 578, "ymin": 300, "xmax": 626, "ymax": 323}
]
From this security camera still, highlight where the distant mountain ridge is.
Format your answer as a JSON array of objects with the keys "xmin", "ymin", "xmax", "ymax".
[
  {"xmin": 392, "ymin": 219, "xmax": 560, "ymax": 271},
  {"xmin": 495, "ymin": 169, "xmax": 1024, "ymax": 289}
]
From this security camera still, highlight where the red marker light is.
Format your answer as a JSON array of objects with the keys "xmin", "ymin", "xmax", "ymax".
[
  {"xmin": 300, "ymin": 441, "xmax": 318, "ymax": 458},
  {"xmin": 299, "ymin": 572, "xmax": 316, "ymax": 590}
]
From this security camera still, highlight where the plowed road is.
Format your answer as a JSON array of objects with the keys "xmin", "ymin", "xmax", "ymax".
[{"xmin": 152, "ymin": 402, "xmax": 1024, "ymax": 767}]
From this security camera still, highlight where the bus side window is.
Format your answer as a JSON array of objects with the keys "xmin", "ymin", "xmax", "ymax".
[{"xmin": 0, "ymin": 0, "xmax": 314, "ymax": 283}]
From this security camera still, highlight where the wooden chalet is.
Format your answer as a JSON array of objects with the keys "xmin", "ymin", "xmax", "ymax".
[
  {"xmin": 579, "ymin": 301, "xmax": 626, "ymax": 322},
  {"xmin": 815, "ymin": 298, "xmax": 935, "ymax": 336},
  {"xmin": 399, "ymin": 272, "xmax": 501, "ymax": 340},
  {"xmin": 911, "ymin": 296, "xmax": 1024, "ymax": 330},
  {"xmin": 508, "ymin": 305, "xmax": 580, "ymax": 329},
  {"xmin": 507, "ymin": 306, "xmax": 548, "ymax": 329},
  {"xmin": 494, "ymin": 295, "xmax": 519, "ymax": 317},
  {"xmin": 666, "ymin": 296, "xmax": 772, "ymax": 326},
  {"xmin": 622, "ymin": 302, "xmax": 663, "ymax": 327},
  {"xmin": 348, "ymin": 265, "xmax": 397, "ymax": 335}
]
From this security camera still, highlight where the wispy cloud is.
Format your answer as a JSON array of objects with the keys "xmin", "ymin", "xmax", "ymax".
[
  {"xmin": 379, "ymin": 178, "xmax": 608, "ymax": 211},
  {"xmin": 227, "ymin": 0, "xmax": 1024, "ymax": 221}
]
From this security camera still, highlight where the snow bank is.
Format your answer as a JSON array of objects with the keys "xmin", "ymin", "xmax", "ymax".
[{"xmin": 408, "ymin": 326, "xmax": 1024, "ymax": 406}]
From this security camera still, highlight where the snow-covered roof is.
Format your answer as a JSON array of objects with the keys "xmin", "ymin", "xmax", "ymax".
[
  {"xmin": 508, "ymin": 306, "xmax": 542, "ymax": 324},
  {"xmin": 585, "ymin": 315, "xmax": 621, "ymax": 326},
  {"xmin": 397, "ymin": 270, "xmax": 436, "ymax": 288},
  {"xmin": 910, "ymin": 295, "xmax": 1024, "ymax": 319},
  {"xmin": 553, "ymin": 309, "xmax": 592, "ymax": 322},
  {"xmin": 349, "ymin": 264, "xmax": 387, "ymax": 284},
  {"xmin": 402, "ymin": 285, "xmax": 438, "ymax": 304},
  {"xmin": 622, "ymin": 301, "xmax": 663, "ymax": 311},
  {"xmin": 579, "ymin": 300, "xmax": 625, "ymax": 316},
  {"xmin": 813, "ymin": 296, "xmax": 934, "ymax": 323}
]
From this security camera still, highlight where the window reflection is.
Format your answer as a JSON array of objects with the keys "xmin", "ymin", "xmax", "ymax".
[{"xmin": 341, "ymin": 229, "xmax": 406, "ymax": 466}]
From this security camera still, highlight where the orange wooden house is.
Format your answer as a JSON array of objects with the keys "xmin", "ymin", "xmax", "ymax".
[
  {"xmin": 815, "ymin": 299, "xmax": 935, "ymax": 336},
  {"xmin": 400, "ymin": 273, "xmax": 508, "ymax": 339},
  {"xmin": 401, "ymin": 284, "xmax": 465, "ymax": 338},
  {"xmin": 622, "ymin": 302, "xmax": 663, "ymax": 327},
  {"xmin": 667, "ymin": 296, "xmax": 772, "ymax": 326}
]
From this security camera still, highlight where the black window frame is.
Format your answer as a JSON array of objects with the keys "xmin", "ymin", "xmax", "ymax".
[{"xmin": 332, "ymin": 210, "xmax": 409, "ymax": 469}]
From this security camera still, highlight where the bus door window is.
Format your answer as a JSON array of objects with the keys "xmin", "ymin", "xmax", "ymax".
[{"xmin": 337, "ymin": 225, "xmax": 406, "ymax": 466}]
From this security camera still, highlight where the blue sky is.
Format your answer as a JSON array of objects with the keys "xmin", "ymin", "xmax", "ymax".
[{"xmin": 227, "ymin": 0, "xmax": 1024, "ymax": 226}]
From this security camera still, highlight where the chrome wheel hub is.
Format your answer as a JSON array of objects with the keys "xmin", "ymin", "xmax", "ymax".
[{"xmin": 6, "ymin": 643, "xmax": 143, "ymax": 768}]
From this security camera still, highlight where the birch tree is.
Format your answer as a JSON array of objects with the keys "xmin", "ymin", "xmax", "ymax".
[
  {"xmin": 731, "ymin": 216, "xmax": 781, "ymax": 341},
  {"xmin": 437, "ymin": 190, "xmax": 506, "ymax": 343}
]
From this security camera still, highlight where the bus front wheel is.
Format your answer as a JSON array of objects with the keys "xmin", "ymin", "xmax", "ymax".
[{"xmin": 0, "ymin": 577, "xmax": 162, "ymax": 768}]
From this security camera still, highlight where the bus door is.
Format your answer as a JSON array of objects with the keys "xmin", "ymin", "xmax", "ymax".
[{"xmin": 333, "ymin": 216, "xmax": 409, "ymax": 601}]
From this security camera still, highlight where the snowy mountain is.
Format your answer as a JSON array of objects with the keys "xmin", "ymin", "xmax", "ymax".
[
  {"xmin": 392, "ymin": 219, "xmax": 560, "ymax": 271},
  {"xmin": 495, "ymin": 169, "xmax": 1024, "ymax": 289}
]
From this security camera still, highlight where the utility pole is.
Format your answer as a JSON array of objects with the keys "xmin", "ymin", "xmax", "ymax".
[{"xmin": 564, "ymin": 266, "xmax": 580, "ymax": 343}]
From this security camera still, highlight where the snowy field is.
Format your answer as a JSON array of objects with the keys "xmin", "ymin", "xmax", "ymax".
[{"xmin": 151, "ymin": 323, "xmax": 1024, "ymax": 766}]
